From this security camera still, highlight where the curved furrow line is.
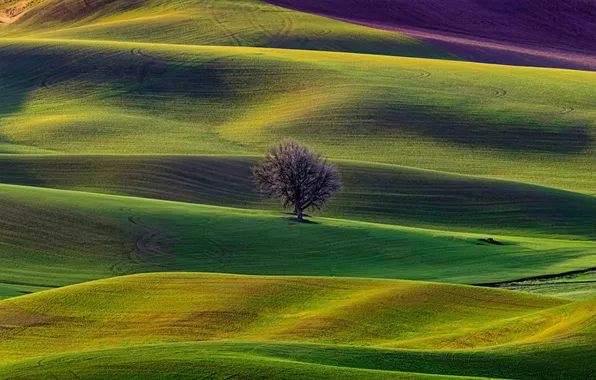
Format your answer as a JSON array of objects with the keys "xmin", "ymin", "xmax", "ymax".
[
  {"xmin": 206, "ymin": 0, "xmax": 242, "ymax": 46},
  {"xmin": 110, "ymin": 208, "xmax": 173, "ymax": 275}
]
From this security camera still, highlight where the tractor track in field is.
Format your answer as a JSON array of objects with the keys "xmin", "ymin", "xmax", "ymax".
[
  {"xmin": 490, "ymin": 87, "xmax": 507, "ymax": 97},
  {"xmin": 40, "ymin": 70, "xmax": 86, "ymax": 89},
  {"xmin": 129, "ymin": 48, "xmax": 168, "ymax": 86},
  {"xmin": 36, "ymin": 356, "xmax": 83, "ymax": 380},
  {"xmin": 110, "ymin": 208, "xmax": 172, "ymax": 275},
  {"xmin": 177, "ymin": 0, "xmax": 195, "ymax": 21},
  {"xmin": 36, "ymin": 358, "xmax": 60, "ymax": 380},
  {"xmin": 127, "ymin": 47, "xmax": 242, "ymax": 95},
  {"xmin": 206, "ymin": 0, "xmax": 242, "ymax": 46},
  {"xmin": 561, "ymin": 106, "xmax": 576, "ymax": 114},
  {"xmin": 268, "ymin": 6, "xmax": 294, "ymax": 48}
]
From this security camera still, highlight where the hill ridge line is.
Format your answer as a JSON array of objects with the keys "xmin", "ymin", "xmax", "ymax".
[
  {"xmin": 2, "ymin": 182, "xmax": 595, "ymax": 245},
  {"xmin": 3, "ymin": 36, "xmax": 596, "ymax": 74}
]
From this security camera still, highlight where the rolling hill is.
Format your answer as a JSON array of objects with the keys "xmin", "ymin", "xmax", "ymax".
[
  {"xmin": 0, "ymin": 39, "xmax": 594, "ymax": 193},
  {"xmin": 1, "ymin": 184, "xmax": 595, "ymax": 299},
  {"xmin": 2, "ymin": 156, "xmax": 596, "ymax": 238},
  {"xmin": 0, "ymin": 0, "xmax": 449, "ymax": 58},
  {"xmin": 0, "ymin": 0, "xmax": 594, "ymax": 378},
  {"xmin": 0, "ymin": 273, "xmax": 593, "ymax": 379},
  {"xmin": 266, "ymin": 0, "xmax": 596, "ymax": 70}
]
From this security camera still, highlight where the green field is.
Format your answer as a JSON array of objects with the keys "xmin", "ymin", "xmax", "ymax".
[
  {"xmin": 0, "ymin": 273, "xmax": 594, "ymax": 379},
  {"xmin": 0, "ymin": 38, "xmax": 595, "ymax": 192},
  {"xmin": 0, "ymin": 0, "xmax": 594, "ymax": 378},
  {"xmin": 1, "ymin": 184, "xmax": 595, "ymax": 299}
]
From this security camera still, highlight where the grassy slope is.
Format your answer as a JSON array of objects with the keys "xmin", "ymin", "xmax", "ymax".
[
  {"xmin": 0, "ymin": 39, "xmax": 594, "ymax": 194},
  {"xmin": 494, "ymin": 271, "xmax": 596, "ymax": 300},
  {"xmin": 508, "ymin": 281, "xmax": 596, "ymax": 301},
  {"xmin": 0, "ymin": 0, "xmax": 449, "ymax": 59},
  {"xmin": 264, "ymin": 0, "xmax": 596, "ymax": 54},
  {"xmin": 1, "ymin": 156, "xmax": 595, "ymax": 239},
  {"xmin": 0, "ymin": 273, "xmax": 593, "ymax": 379},
  {"xmin": 0, "ymin": 273, "xmax": 578, "ymax": 356},
  {"xmin": 0, "ymin": 341, "xmax": 594, "ymax": 380},
  {"xmin": 0, "ymin": 1, "xmax": 592, "ymax": 378},
  {"xmin": 0, "ymin": 348, "xmax": 491, "ymax": 380},
  {"xmin": 1, "ymin": 184, "xmax": 595, "ymax": 298}
]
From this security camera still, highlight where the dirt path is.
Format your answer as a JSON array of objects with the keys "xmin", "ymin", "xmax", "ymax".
[{"xmin": 477, "ymin": 267, "xmax": 596, "ymax": 288}]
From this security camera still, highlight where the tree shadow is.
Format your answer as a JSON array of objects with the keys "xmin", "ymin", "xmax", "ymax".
[{"xmin": 284, "ymin": 217, "xmax": 319, "ymax": 224}]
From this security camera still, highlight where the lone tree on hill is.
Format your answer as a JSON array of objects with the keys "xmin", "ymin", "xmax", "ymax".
[{"xmin": 253, "ymin": 140, "xmax": 341, "ymax": 222}]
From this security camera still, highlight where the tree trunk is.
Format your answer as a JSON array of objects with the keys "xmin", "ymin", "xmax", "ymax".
[{"xmin": 296, "ymin": 209, "xmax": 304, "ymax": 221}]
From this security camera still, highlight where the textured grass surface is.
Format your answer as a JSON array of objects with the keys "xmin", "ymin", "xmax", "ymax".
[
  {"xmin": 0, "ymin": 273, "xmax": 593, "ymax": 379},
  {"xmin": 510, "ymin": 281, "xmax": 596, "ymax": 300},
  {"xmin": 0, "ymin": 347, "xmax": 483, "ymax": 380},
  {"xmin": 266, "ymin": 0, "xmax": 596, "ymax": 70},
  {"xmin": 0, "ymin": 273, "xmax": 576, "ymax": 358},
  {"xmin": 0, "ymin": 0, "xmax": 448, "ymax": 59},
  {"xmin": 0, "ymin": 0, "xmax": 593, "ymax": 378},
  {"xmin": 0, "ymin": 341, "xmax": 594, "ymax": 380},
  {"xmin": 0, "ymin": 39, "xmax": 594, "ymax": 194},
  {"xmin": 494, "ymin": 271, "xmax": 596, "ymax": 300},
  {"xmin": 2, "ymin": 156, "xmax": 595, "ymax": 239},
  {"xmin": 1, "ymin": 184, "xmax": 595, "ymax": 298},
  {"xmin": 265, "ymin": 0, "xmax": 596, "ymax": 51}
]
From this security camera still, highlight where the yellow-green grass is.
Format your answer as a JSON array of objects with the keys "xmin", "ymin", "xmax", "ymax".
[
  {"xmin": 0, "ymin": 273, "xmax": 594, "ymax": 379},
  {"xmin": 0, "ymin": 39, "xmax": 595, "ymax": 194},
  {"xmin": 0, "ymin": 0, "xmax": 449, "ymax": 59},
  {"xmin": 1, "ymin": 155, "xmax": 596, "ymax": 239},
  {"xmin": 0, "ymin": 272, "xmax": 588, "ymax": 361},
  {"xmin": 0, "ymin": 340, "xmax": 594, "ymax": 380},
  {"xmin": 1, "ymin": 183, "xmax": 595, "ymax": 298}
]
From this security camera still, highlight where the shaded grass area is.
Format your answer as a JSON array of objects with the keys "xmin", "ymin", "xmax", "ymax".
[
  {"xmin": 1, "ymin": 155, "xmax": 595, "ymax": 239},
  {"xmin": 0, "ymin": 184, "xmax": 595, "ymax": 298},
  {"xmin": 0, "ymin": 39, "xmax": 594, "ymax": 194},
  {"xmin": 0, "ymin": 344, "xmax": 488, "ymax": 380},
  {"xmin": 1, "ymin": 340, "xmax": 594, "ymax": 380},
  {"xmin": 265, "ymin": 0, "xmax": 596, "ymax": 55},
  {"xmin": 0, "ymin": 272, "xmax": 580, "ymax": 361}
]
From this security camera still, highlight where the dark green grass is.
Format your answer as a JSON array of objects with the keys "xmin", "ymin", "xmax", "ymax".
[
  {"xmin": 0, "ymin": 344, "xmax": 484, "ymax": 380},
  {"xmin": 0, "ymin": 184, "xmax": 595, "ymax": 298},
  {"xmin": 0, "ymin": 340, "xmax": 594, "ymax": 380},
  {"xmin": 2, "ymin": 155, "xmax": 595, "ymax": 239}
]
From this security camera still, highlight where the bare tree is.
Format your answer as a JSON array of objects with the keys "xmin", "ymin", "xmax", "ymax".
[{"xmin": 253, "ymin": 140, "xmax": 341, "ymax": 222}]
